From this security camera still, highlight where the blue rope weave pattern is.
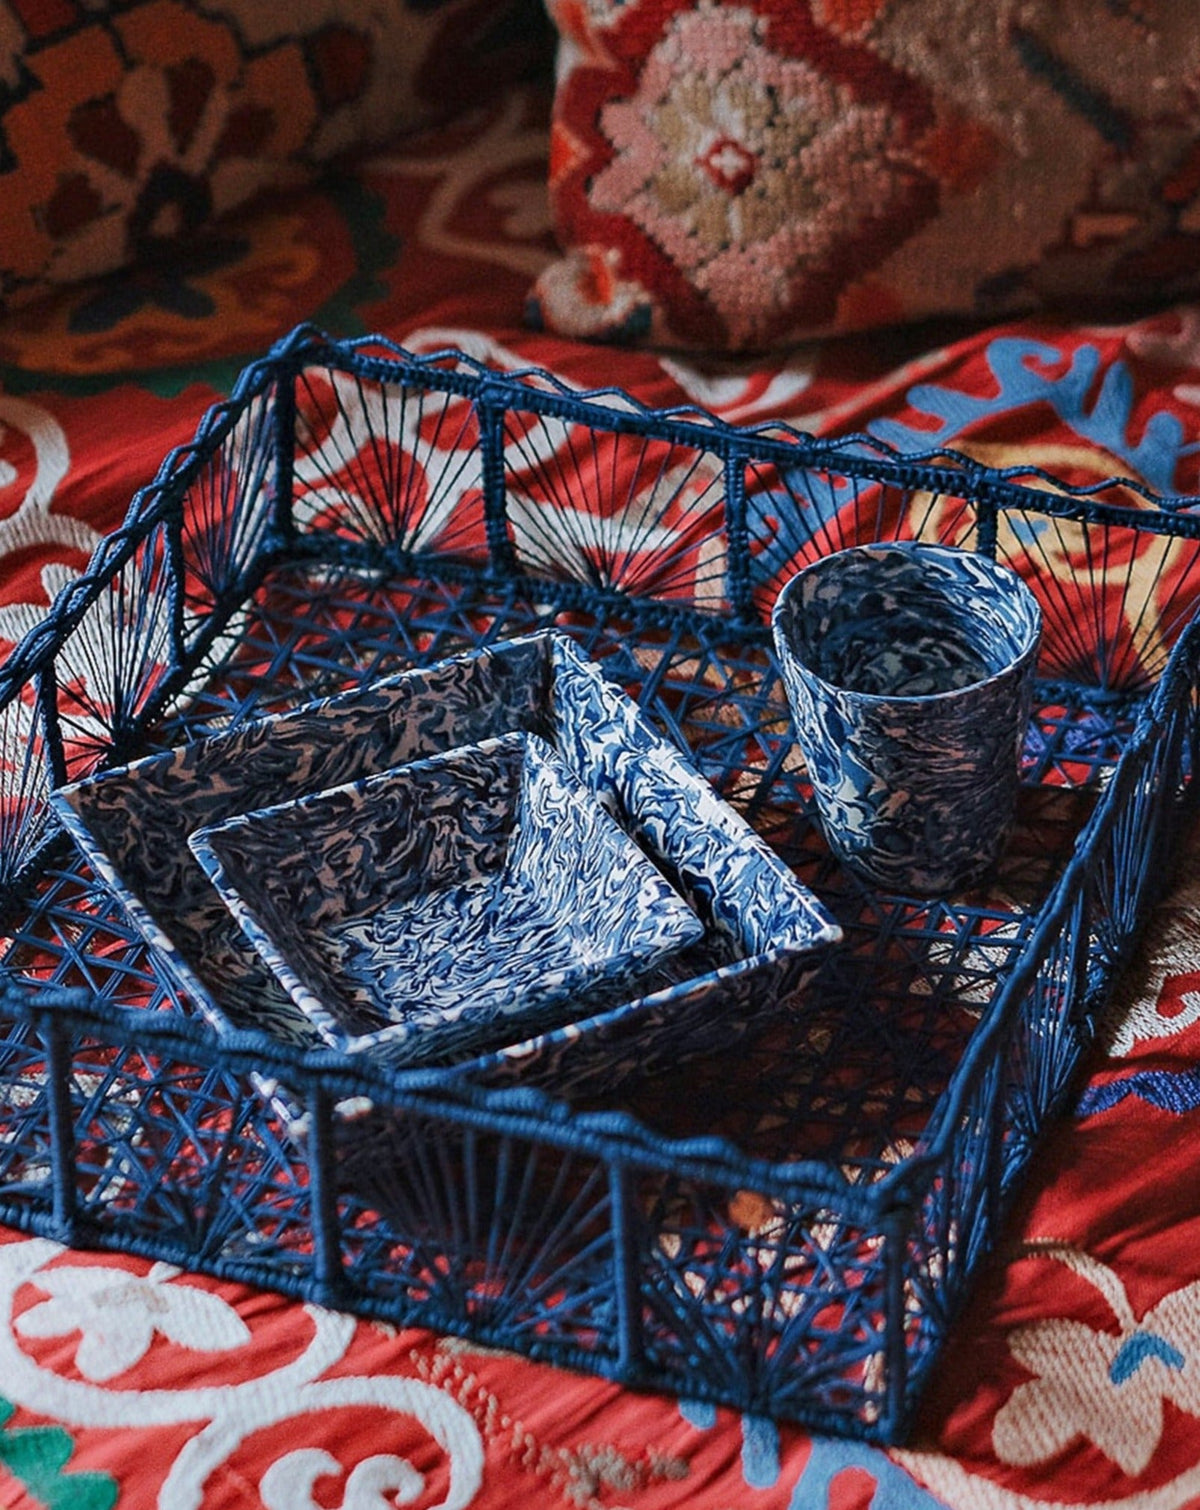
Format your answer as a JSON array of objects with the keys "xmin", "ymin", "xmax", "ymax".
[{"xmin": 2, "ymin": 323, "xmax": 1200, "ymax": 1445}]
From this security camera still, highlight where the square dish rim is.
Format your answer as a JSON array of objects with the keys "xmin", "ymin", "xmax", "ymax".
[{"xmin": 187, "ymin": 728, "xmax": 707, "ymax": 1063}]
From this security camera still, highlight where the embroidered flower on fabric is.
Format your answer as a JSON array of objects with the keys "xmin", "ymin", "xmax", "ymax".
[
  {"xmin": 580, "ymin": 3, "xmax": 912, "ymax": 348},
  {"xmin": 260, "ymin": 1449, "xmax": 425, "ymax": 1510},
  {"xmin": 993, "ymin": 1242, "xmax": 1200, "ymax": 1476},
  {"xmin": 15, "ymin": 1259, "xmax": 251, "ymax": 1381},
  {"xmin": 1, "ymin": 1, "xmax": 316, "ymax": 302}
]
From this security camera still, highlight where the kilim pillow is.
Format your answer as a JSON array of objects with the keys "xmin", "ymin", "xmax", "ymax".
[
  {"xmin": 0, "ymin": 0, "xmax": 550, "ymax": 308},
  {"xmin": 528, "ymin": 0, "xmax": 1200, "ymax": 351}
]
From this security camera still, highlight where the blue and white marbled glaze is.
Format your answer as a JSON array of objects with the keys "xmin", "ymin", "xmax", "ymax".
[
  {"xmin": 50, "ymin": 631, "xmax": 842, "ymax": 1108},
  {"xmin": 50, "ymin": 638, "xmax": 551, "ymax": 1048},
  {"xmin": 188, "ymin": 732, "xmax": 705, "ymax": 1067},
  {"xmin": 772, "ymin": 543, "xmax": 1042, "ymax": 895}
]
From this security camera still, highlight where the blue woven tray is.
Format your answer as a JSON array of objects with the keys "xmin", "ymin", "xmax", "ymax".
[{"xmin": 2, "ymin": 324, "xmax": 1200, "ymax": 1445}]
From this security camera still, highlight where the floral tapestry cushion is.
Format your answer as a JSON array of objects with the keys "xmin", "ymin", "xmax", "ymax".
[
  {"xmin": 528, "ymin": 0, "xmax": 1200, "ymax": 351},
  {"xmin": 0, "ymin": 0, "xmax": 550, "ymax": 308}
]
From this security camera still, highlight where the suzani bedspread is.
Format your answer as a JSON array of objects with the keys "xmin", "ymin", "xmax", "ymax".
[{"xmin": 4, "ymin": 5, "xmax": 1200, "ymax": 1506}]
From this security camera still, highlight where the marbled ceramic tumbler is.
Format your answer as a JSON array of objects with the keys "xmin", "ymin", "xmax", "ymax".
[{"xmin": 772, "ymin": 542, "xmax": 1043, "ymax": 894}]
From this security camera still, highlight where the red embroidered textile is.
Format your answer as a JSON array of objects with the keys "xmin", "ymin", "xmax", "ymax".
[{"xmin": 3, "ymin": 80, "xmax": 1200, "ymax": 1510}]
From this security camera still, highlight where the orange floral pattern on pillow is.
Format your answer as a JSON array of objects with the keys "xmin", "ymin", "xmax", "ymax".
[
  {"xmin": 529, "ymin": 0, "xmax": 1200, "ymax": 351},
  {"xmin": 0, "ymin": 0, "xmax": 551, "ymax": 308}
]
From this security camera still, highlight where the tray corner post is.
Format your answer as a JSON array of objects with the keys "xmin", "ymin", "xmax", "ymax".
[
  {"xmin": 608, "ymin": 1157, "xmax": 645, "ymax": 1383},
  {"xmin": 305, "ymin": 1081, "xmax": 347, "ymax": 1310},
  {"xmin": 40, "ymin": 1009, "xmax": 78, "ymax": 1247}
]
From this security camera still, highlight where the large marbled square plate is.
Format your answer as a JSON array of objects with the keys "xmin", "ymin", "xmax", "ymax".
[
  {"xmin": 50, "ymin": 632, "xmax": 842, "ymax": 1098},
  {"xmin": 188, "ymin": 732, "xmax": 704, "ymax": 1068}
]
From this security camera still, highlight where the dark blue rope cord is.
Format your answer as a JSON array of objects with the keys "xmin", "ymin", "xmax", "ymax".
[{"xmin": 2, "ymin": 323, "xmax": 1200, "ymax": 1448}]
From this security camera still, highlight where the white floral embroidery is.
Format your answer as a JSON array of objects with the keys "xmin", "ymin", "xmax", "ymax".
[
  {"xmin": 0, "ymin": 562, "xmax": 83, "ymax": 653},
  {"xmin": 16, "ymin": 1259, "xmax": 251, "ymax": 1381},
  {"xmin": 0, "ymin": 1240, "xmax": 486, "ymax": 1509},
  {"xmin": 0, "ymin": 396, "xmax": 96, "ymax": 563},
  {"xmin": 260, "ymin": 1448, "xmax": 424, "ymax": 1509},
  {"xmin": 658, "ymin": 351, "xmax": 814, "ymax": 423},
  {"xmin": 992, "ymin": 1243, "xmax": 1200, "ymax": 1477},
  {"xmin": 1102, "ymin": 901, "xmax": 1200, "ymax": 1058}
]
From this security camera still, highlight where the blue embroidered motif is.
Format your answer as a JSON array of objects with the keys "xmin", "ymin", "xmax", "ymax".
[
  {"xmin": 1076, "ymin": 1066, "xmax": 1200, "ymax": 1118},
  {"xmin": 677, "ymin": 1398, "xmax": 718, "ymax": 1431},
  {"xmin": 758, "ymin": 343, "xmax": 1198, "ymax": 582},
  {"xmin": 740, "ymin": 1414, "xmax": 780, "ymax": 1489},
  {"xmin": 787, "ymin": 1439, "xmax": 950, "ymax": 1509},
  {"xmin": 675, "ymin": 1405, "xmax": 780, "ymax": 1489},
  {"xmin": 867, "ymin": 339, "xmax": 1198, "ymax": 493},
  {"xmin": 1110, "ymin": 1332, "xmax": 1186, "ymax": 1385}
]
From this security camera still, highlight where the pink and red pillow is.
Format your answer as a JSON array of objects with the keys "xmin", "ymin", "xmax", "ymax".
[{"xmin": 529, "ymin": 0, "xmax": 1200, "ymax": 351}]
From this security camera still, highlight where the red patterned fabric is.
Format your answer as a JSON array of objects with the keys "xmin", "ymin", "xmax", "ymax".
[
  {"xmin": 0, "ymin": 0, "xmax": 550, "ymax": 309},
  {"xmin": 4, "ymin": 78, "xmax": 1200, "ymax": 1510},
  {"xmin": 529, "ymin": 0, "xmax": 1200, "ymax": 350}
]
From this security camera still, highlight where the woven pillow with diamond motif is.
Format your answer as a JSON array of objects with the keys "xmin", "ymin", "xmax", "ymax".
[{"xmin": 528, "ymin": 0, "xmax": 1200, "ymax": 351}]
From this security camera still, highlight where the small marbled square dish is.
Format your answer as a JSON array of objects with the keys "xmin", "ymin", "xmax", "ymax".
[{"xmin": 187, "ymin": 733, "xmax": 705, "ymax": 1068}]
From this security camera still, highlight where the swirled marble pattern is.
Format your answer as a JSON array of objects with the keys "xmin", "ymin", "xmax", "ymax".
[
  {"xmin": 51, "ymin": 638, "xmax": 549, "ymax": 1047},
  {"xmin": 772, "ymin": 543, "xmax": 1042, "ymax": 895},
  {"xmin": 50, "ymin": 633, "xmax": 840, "ymax": 1097},
  {"xmin": 189, "ymin": 733, "xmax": 704, "ymax": 1067}
]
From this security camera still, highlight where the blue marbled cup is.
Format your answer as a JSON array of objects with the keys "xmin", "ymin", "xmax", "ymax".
[{"xmin": 772, "ymin": 542, "xmax": 1042, "ymax": 894}]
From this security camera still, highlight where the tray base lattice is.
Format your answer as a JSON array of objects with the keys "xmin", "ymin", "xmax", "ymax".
[
  {"xmin": 2, "ymin": 327, "xmax": 1198, "ymax": 1444},
  {"xmin": 6, "ymin": 564, "xmax": 1125, "ymax": 1154}
]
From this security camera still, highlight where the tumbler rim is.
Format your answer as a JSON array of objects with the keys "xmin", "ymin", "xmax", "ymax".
[{"xmin": 771, "ymin": 540, "xmax": 1043, "ymax": 708}]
